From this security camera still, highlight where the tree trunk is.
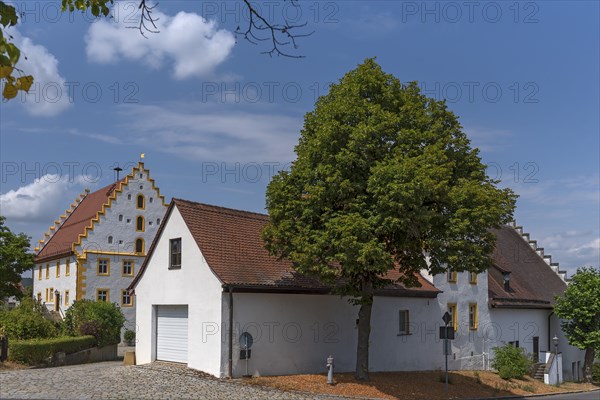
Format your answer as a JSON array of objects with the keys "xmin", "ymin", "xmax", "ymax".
[
  {"xmin": 355, "ymin": 279, "xmax": 373, "ymax": 381},
  {"xmin": 582, "ymin": 347, "xmax": 595, "ymax": 383}
]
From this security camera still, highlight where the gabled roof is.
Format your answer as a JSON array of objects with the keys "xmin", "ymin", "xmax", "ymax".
[
  {"xmin": 488, "ymin": 226, "xmax": 567, "ymax": 309},
  {"xmin": 34, "ymin": 180, "xmax": 124, "ymax": 262},
  {"xmin": 131, "ymin": 198, "xmax": 440, "ymax": 297}
]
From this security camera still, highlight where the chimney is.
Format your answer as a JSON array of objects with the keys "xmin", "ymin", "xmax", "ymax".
[
  {"xmin": 503, "ymin": 272, "xmax": 511, "ymax": 291},
  {"xmin": 113, "ymin": 166, "xmax": 123, "ymax": 181}
]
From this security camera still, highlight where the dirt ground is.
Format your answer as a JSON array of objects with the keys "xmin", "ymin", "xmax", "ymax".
[
  {"xmin": 0, "ymin": 361, "xmax": 27, "ymax": 371},
  {"xmin": 248, "ymin": 370, "xmax": 599, "ymax": 399}
]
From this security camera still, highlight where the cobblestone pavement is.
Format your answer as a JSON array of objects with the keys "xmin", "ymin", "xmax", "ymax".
[{"xmin": 0, "ymin": 361, "xmax": 346, "ymax": 399}]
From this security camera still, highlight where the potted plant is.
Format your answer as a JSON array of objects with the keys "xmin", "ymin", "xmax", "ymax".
[{"xmin": 123, "ymin": 329, "xmax": 135, "ymax": 346}]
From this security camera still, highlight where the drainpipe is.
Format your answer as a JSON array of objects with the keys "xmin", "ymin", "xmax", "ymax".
[
  {"xmin": 547, "ymin": 311, "xmax": 554, "ymax": 351},
  {"xmin": 228, "ymin": 286, "xmax": 233, "ymax": 378}
]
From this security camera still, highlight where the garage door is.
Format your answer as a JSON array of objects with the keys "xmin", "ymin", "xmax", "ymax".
[{"xmin": 156, "ymin": 305, "xmax": 188, "ymax": 363}]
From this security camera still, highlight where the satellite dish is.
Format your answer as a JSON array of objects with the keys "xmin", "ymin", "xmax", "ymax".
[{"xmin": 239, "ymin": 332, "xmax": 253, "ymax": 349}]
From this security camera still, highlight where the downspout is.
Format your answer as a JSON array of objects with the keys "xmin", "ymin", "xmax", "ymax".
[
  {"xmin": 228, "ymin": 286, "xmax": 233, "ymax": 378},
  {"xmin": 547, "ymin": 311, "xmax": 554, "ymax": 351}
]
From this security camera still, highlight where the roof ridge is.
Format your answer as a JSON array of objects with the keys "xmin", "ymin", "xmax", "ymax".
[{"xmin": 173, "ymin": 198, "xmax": 268, "ymax": 219}]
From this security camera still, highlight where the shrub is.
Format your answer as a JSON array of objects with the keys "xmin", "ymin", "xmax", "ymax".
[
  {"xmin": 123, "ymin": 329, "xmax": 135, "ymax": 342},
  {"xmin": 0, "ymin": 297, "xmax": 58, "ymax": 340},
  {"xmin": 592, "ymin": 363, "xmax": 600, "ymax": 383},
  {"xmin": 9, "ymin": 335, "xmax": 96, "ymax": 365},
  {"xmin": 491, "ymin": 344, "xmax": 532, "ymax": 380},
  {"xmin": 63, "ymin": 300, "xmax": 125, "ymax": 346}
]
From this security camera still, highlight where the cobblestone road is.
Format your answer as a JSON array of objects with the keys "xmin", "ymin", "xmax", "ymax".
[{"xmin": 0, "ymin": 361, "xmax": 346, "ymax": 399}]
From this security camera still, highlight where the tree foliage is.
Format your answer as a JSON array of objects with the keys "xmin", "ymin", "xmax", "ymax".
[
  {"xmin": 554, "ymin": 266, "xmax": 600, "ymax": 382},
  {"xmin": 63, "ymin": 299, "xmax": 125, "ymax": 346},
  {"xmin": 0, "ymin": 297, "xmax": 59, "ymax": 340},
  {"xmin": 0, "ymin": 216, "xmax": 34, "ymax": 300},
  {"xmin": 263, "ymin": 59, "xmax": 517, "ymax": 380},
  {"xmin": 491, "ymin": 344, "xmax": 532, "ymax": 380}
]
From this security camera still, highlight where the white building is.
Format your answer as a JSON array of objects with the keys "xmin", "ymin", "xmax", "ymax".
[
  {"xmin": 130, "ymin": 198, "xmax": 585, "ymax": 381},
  {"xmin": 33, "ymin": 162, "xmax": 167, "ymax": 337}
]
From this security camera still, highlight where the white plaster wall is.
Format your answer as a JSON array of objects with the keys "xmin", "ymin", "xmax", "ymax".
[
  {"xmin": 434, "ymin": 271, "xmax": 491, "ymax": 370},
  {"xmin": 33, "ymin": 256, "xmax": 77, "ymax": 312},
  {"xmin": 225, "ymin": 292, "xmax": 439, "ymax": 377},
  {"xmin": 550, "ymin": 315, "xmax": 586, "ymax": 381},
  {"xmin": 134, "ymin": 206, "xmax": 224, "ymax": 376}
]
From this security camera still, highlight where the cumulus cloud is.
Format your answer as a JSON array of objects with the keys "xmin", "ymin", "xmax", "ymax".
[
  {"xmin": 7, "ymin": 29, "xmax": 71, "ymax": 116},
  {"xmin": 0, "ymin": 175, "xmax": 86, "ymax": 222},
  {"xmin": 85, "ymin": 4, "xmax": 235, "ymax": 79}
]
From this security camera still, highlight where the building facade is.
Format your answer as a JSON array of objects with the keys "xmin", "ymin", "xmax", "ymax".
[{"xmin": 33, "ymin": 162, "xmax": 167, "ymax": 336}]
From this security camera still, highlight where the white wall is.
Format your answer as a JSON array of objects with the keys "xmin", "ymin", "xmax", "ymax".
[
  {"xmin": 134, "ymin": 206, "xmax": 224, "ymax": 376},
  {"xmin": 224, "ymin": 292, "xmax": 440, "ymax": 377},
  {"xmin": 488, "ymin": 308, "xmax": 550, "ymax": 361},
  {"xmin": 33, "ymin": 256, "xmax": 77, "ymax": 312}
]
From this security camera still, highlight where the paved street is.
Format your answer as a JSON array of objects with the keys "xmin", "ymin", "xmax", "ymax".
[
  {"xmin": 502, "ymin": 390, "xmax": 600, "ymax": 400},
  {"xmin": 0, "ymin": 361, "xmax": 343, "ymax": 400}
]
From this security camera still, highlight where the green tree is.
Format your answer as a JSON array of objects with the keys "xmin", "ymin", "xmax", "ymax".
[
  {"xmin": 263, "ymin": 59, "xmax": 517, "ymax": 381},
  {"xmin": 0, "ymin": 216, "xmax": 34, "ymax": 300},
  {"xmin": 0, "ymin": 0, "xmax": 309, "ymax": 99},
  {"xmin": 554, "ymin": 266, "xmax": 600, "ymax": 383}
]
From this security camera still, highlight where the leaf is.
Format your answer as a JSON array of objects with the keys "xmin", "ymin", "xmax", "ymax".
[
  {"xmin": 3, "ymin": 81, "xmax": 18, "ymax": 99},
  {"xmin": 5, "ymin": 42, "xmax": 20, "ymax": 64},
  {"xmin": 0, "ymin": 2, "xmax": 19, "ymax": 27},
  {"xmin": 0, "ymin": 65, "xmax": 13, "ymax": 79},
  {"xmin": 16, "ymin": 75, "xmax": 33, "ymax": 92}
]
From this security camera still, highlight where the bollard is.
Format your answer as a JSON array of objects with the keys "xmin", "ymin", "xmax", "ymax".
[{"xmin": 326, "ymin": 355, "xmax": 334, "ymax": 385}]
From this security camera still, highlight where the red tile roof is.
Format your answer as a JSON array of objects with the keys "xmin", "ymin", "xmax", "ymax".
[
  {"xmin": 34, "ymin": 180, "xmax": 123, "ymax": 262},
  {"xmin": 131, "ymin": 199, "xmax": 440, "ymax": 297},
  {"xmin": 488, "ymin": 226, "xmax": 567, "ymax": 308}
]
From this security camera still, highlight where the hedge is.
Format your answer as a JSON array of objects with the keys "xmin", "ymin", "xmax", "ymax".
[{"xmin": 9, "ymin": 335, "xmax": 96, "ymax": 365}]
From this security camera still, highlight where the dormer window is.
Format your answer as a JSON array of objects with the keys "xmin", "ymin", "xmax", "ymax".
[{"xmin": 503, "ymin": 272, "xmax": 511, "ymax": 291}]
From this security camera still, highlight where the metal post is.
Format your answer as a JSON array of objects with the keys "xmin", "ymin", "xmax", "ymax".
[
  {"xmin": 555, "ymin": 342, "xmax": 559, "ymax": 385},
  {"xmin": 245, "ymin": 344, "xmax": 249, "ymax": 377},
  {"xmin": 326, "ymin": 355, "xmax": 334, "ymax": 385},
  {"xmin": 445, "ymin": 338, "xmax": 449, "ymax": 397}
]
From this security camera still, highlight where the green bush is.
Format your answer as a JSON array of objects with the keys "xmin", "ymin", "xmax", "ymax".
[
  {"xmin": 592, "ymin": 363, "xmax": 600, "ymax": 383},
  {"xmin": 8, "ymin": 335, "xmax": 96, "ymax": 365},
  {"xmin": 123, "ymin": 329, "xmax": 135, "ymax": 342},
  {"xmin": 0, "ymin": 297, "xmax": 58, "ymax": 340},
  {"xmin": 491, "ymin": 344, "xmax": 532, "ymax": 380},
  {"xmin": 63, "ymin": 300, "xmax": 125, "ymax": 346}
]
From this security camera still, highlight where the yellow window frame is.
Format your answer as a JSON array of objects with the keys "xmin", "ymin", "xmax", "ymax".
[
  {"xmin": 97, "ymin": 258, "xmax": 111, "ymax": 276},
  {"xmin": 469, "ymin": 303, "xmax": 479, "ymax": 330},
  {"xmin": 448, "ymin": 303, "xmax": 458, "ymax": 331},
  {"xmin": 121, "ymin": 290, "xmax": 134, "ymax": 307},
  {"xmin": 96, "ymin": 288, "xmax": 110, "ymax": 302},
  {"xmin": 122, "ymin": 260, "xmax": 135, "ymax": 277}
]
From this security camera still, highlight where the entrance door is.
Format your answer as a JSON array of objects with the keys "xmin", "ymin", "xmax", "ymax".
[{"xmin": 533, "ymin": 336, "xmax": 539, "ymax": 362}]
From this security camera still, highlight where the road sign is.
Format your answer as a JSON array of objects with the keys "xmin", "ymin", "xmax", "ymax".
[
  {"xmin": 442, "ymin": 311, "xmax": 452, "ymax": 325},
  {"xmin": 239, "ymin": 332, "xmax": 253, "ymax": 349},
  {"xmin": 439, "ymin": 326, "xmax": 455, "ymax": 340}
]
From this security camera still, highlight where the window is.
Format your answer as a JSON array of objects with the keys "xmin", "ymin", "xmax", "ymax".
[
  {"xmin": 447, "ymin": 270, "xmax": 457, "ymax": 283},
  {"xmin": 136, "ymin": 216, "xmax": 145, "ymax": 232},
  {"xmin": 119, "ymin": 214, "xmax": 123, "ymax": 222},
  {"xmin": 136, "ymin": 194, "xmax": 145, "ymax": 209},
  {"xmin": 38, "ymin": 265, "xmax": 42, "ymax": 280},
  {"xmin": 448, "ymin": 303, "xmax": 458, "ymax": 331},
  {"xmin": 49, "ymin": 287, "xmax": 54, "ymax": 303},
  {"xmin": 45, "ymin": 288, "xmax": 48, "ymax": 302},
  {"xmin": 122, "ymin": 260, "xmax": 134, "ymax": 276},
  {"xmin": 149, "ymin": 197, "xmax": 153, "ymax": 203},
  {"xmin": 96, "ymin": 289, "xmax": 109, "ymax": 302},
  {"xmin": 97, "ymin": 258, "xmax": 110, "ymax": 275},
  {"xmin": 398, "ymin": 310, "xmax": 410, "ymax": 335},
  {"xmin": 66, "ymin": 258, "xmax": 70, "ymax": 276},
  {"xmin": 170, "ymin": 238, "xmax": 182, "ymax": 269},
  {"xmin": 126, "ymin": 218, "xmax": 131, "ymax": 223},
  {"xmin": 139, "ymin": 185, "xmax": 143, "ymax": 190},
  {"xmin": 469, "ymin": 303, "xmax": 478, "ymax": 330},
  {"xmin": 64, "ymin": 290, "xmax": 70, "ymax": 306},
  {"xmin": 121, "ymin": 290, "xmax": 133, "ymax": 307},
  {"xmin": 509, "ymin": 341, "xmax": 520, "ymax": 348},
  {"xmin": 149, "ymin": 221, "xmax": 153, "ymax": 226},
  {"xmin": 108, "ymin": 236, "xmax": 113, "ymax": 244},
  {"xmin": 56, "ymin": 260, "xmax": 60, "ymax": 277},
  {"xmin": 37, "ymin": 292, "xmax": 42, "ymax": 302},
  {"xmin": 46, "ymin": 263, "xmax": 49, "ymax": 279},
  {"xmin": 135, "ymin": 238, "xmax": 144, "ymax": 254},
  {"xmin": 157, "ymin": 218, "xmax": 161, "ymax": 225},
  {"xmin": 469, "ymin": 272, "xmax": 478, "ymax": 284},
  {"xmin": 127, "ymin": 194, "xmax": 132, "ymax": 200}
]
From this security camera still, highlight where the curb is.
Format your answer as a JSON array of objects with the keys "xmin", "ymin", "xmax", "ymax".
[{"xmin": 466, "ymin": 388, "xmax": 600, "ymax": 400}]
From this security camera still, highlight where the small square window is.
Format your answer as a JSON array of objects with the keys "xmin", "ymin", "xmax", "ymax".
[
  {"xmin": 97, "ymin": 289, "xmax": 109, "ymax": 302},
  {"xmin": 127, "ymin": 194, "xmax": 132, "ymax": 200},
  {"xmin": 97, "ymin": 259, "xmax": 110, "ymax": 275},
  {"xmin": 139, "ymin": 185, "xmax": 143, "ymax": 190},
  {"xmin": 118, "ymin": 240, "xmax": 123, "ymax": 245},
  {"xmin": 126, "ymin": 218, "xmax": 131, "ymax": 223},
  {"xmin": 149, "ymin": 221, "xmax": 153, "ymax": 226}
]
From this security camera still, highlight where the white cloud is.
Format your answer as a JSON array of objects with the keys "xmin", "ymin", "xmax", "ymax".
[
  {"xmin": 7, "ymin": 29, "xmax": 71, "ymax": 116},
  {"xmin": 85, "ymin": 4, "xmax": 235, "ymax": 79},
  {"xmin": 0, "ymin": 175, "xmax": 86, "ymax": 222}
]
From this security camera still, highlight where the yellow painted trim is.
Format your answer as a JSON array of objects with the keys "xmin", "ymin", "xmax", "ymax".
[
  {"xmin": 71, "ymin": 162, "xmax": 167, "ymax": 256},
  {"xmin": 45, "ymin": 263, "xmax": 49, "ymax": 279},
  {"xmin": 49, "ymin": 287, "xmax": 54, "ymax": 303},
  {"xmin": 447, "ymin": 270, "xmax": 457, "ymax": 283},
  {"xmin": 97, "ymin": 258, "xmax": 110, "ymax": 276},
  {"xmin": 64, "ymin": 290, "xmax": 70, "ymax": 306},
  {"xmin": 82, "ymin": 250, "xmax": 140, "ymax": 258},
  {"xmin": 122, "ymin": 259, "xmax": 135, "ymax": 277},
  {"xmin": 136, "ymin": 215, "xmax": 145, "ymax": 232},
  {"xmin": 56, "ymin": 260, "xmax": 60, "ymax": 278},
  {"xmin": 120, "ymin": 290, "xmax": 134, "ymax": 307},
  {"xmin": 38, "ymin": 265, "xmax": 42, "ymax": 280},
  {"xmin": 45, "ymin": 288, "xmax": 49, "ymax": 302},
  {"xmin": 469, "ymin": 272, "xmax": 478, "ymax": 284},
  {"xmin": 448, "ymin": 303, "xmax": 458, "ymax": 331},
  {"xmin": 66, "ymin": 258, "xmax": 70, "ymax": 276},
  {"xmin": 136, "ymin": 194, "xmax": 145, "ymax": 210},
  {"xmin": 75, "ymin": 255, "xmax": 87, "ymax": 300},
  {"xmin": 96, "ymin": 288, "xmax": 110, "ymax": 302},
  {"xmin": 469, "ymin": 303, "xmax": 479, "ymax": 330}
]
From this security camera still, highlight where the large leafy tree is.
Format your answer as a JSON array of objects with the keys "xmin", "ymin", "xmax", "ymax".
[
  {"xmin": 263, "ymin": 59, "xmax": 517, "ymax": 380},
  {"xmin": 0, "ymin": 216, "xmax": 34, "ymax": 300},
  {"xmin": 554, "ymin": 266, "xmax": 600, "ymax": 383},
  {"xmin": 0, "ymin": 0, "xmax": 309, "ymax": 100}
]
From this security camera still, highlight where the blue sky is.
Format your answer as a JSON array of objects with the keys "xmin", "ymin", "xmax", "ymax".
[{"xmin": 0, "ymin": 0, "xmax": 598, "ymax": 277}]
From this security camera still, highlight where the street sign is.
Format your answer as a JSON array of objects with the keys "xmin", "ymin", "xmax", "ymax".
[
  {"xmin": 442, "ymin": 312, "xmax": 452, "ymax": 325},
  {"xmin": 439, "ymin": 326, "xmax": 455, "ymax": 340},
  {"xmin": 239, "ymin": 332, "xmax": 253, "ymax": 349}
]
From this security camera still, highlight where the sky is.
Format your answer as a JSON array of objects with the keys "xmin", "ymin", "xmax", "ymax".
[{"xmin": 0, "ymin": 0, "xmax": 598, "ymax": 278}]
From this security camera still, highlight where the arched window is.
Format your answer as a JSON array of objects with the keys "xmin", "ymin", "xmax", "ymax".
[
  {"xmin": 135, "ymin": 238, "xmax": 144, "ymax": 254},
  {"xmin": 137, "ymin": 194, "xmax": 145, "ymax": 209},
  {"xmin": 136, "ymin": 216, "xmax": 145, "ymax": 232},
  {"xmin": 118, "ymin": 214, "xmax": 123, "ymax": 222},
  {"xmin": 108, "ymin": 236, "xmax": 113, "ymax": 244}
]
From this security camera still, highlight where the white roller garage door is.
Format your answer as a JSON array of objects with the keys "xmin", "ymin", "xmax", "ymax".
[{"xmin": 156, "ymin": 305, "xmax": 188, "ymax": 363}]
